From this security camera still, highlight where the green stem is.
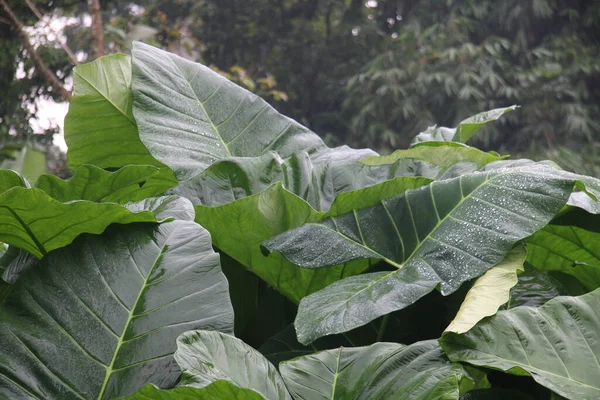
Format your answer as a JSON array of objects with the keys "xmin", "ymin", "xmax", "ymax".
[{"xmin": 377, "ymin": 314, "xmax": 390, "ymax": 342}]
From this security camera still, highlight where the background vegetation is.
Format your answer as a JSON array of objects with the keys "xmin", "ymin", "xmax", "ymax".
[{"xmin": 1, "ymin": 0, "xmax": 599, "ymax": 179}]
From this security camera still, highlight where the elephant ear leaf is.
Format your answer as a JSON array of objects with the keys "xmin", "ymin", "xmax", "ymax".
[
  {"xmin": 64, "ymin": 53, "xmax": 177, "ymax": 195},
  {"xmin": 263, "ymin": 165, "xmax": 582, "ymax": 344},
  {"xmin": 0, "ymin": 220, "xmax": 234, "ymax": 399},
  {"xmin": 445, "ymin": 245, "xmax": 526, "ymax": 334},
  {"xmin": 440, "ymin": 288, "xmax": 600, "ymax": 400},
  {"xmin": 131, "ymin": 41, "xmax": 324, "ymax": 181},
  {"xmin": 279, "ymin": 340, "xmax": 463, "ymax": 400},
  {"xmin": 122, "ymin": 381, "xmax": 266, "ymax": 400},
  {"xmin": 411, "ymin": 106, "xmax": 517, "ymax": 145},
  {"xmin": 174, "ymin": 330, "xmax": 292, "ymax": 400}
]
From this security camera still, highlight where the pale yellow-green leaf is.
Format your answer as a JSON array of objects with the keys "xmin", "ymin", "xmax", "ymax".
[{"xmin": 445, "ymin": 245, "xmax": 526, "ymax": 334}]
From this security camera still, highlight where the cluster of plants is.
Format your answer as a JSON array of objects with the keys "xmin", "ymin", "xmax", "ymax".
[{"xmin": 1, "ymin": 42, "xmax": 599, "ymax": 399}]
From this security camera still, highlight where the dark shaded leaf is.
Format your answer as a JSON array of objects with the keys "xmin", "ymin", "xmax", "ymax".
[
  {"xmin": 0, "ymin": 220, "xmax": 234, "ymax": 399},
  {"xmin": 280, "ymin": 340, "xmax": 462, "ymax": 400},
  {"xmin": 175, "ymin": 330, "xmax": 291, "ymax": 400},
  {"xmin": 440, "ymin": 289, "xmax": 600, "ymax": 400}
]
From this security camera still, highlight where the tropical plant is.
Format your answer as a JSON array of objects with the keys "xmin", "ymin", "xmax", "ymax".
[{"xmin": 1, "ymin": 43, "xmax": 599, "ymax": 400}]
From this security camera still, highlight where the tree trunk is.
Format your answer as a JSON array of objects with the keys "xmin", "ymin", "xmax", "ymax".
[
  {"xmin": 87, "ymin": 0, "xmax": 104, "ymax": 59},
  {"xmin": 0, "ymin": 0, "xmax": 71, "ymax": 100}
]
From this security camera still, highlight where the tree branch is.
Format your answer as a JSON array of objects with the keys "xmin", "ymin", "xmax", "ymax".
[
  {"xmin": 87, "ymin": 0, "xmax": 104, "ymax": 59},
  {"xmin": 24, "ymin": 0, "xmax": 79, "ymax": 65},
  {"xmin": 0, "ymin": 0, "xmax": 71, "ymax": 100}
]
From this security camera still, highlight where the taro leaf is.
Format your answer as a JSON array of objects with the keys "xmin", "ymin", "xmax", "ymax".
[
  {"xmin": 1, "ymin": 248, "xmax": 37, "ymax": 284},
  {"xmin": 263, "ymin": 165, "xmax": 586, "ymax": 344},
  {"xmin": 123, "ymin": 195, "xmax": 195, "ymax": 222},
  {"xmin": 132, "ymin": 41, "xmax": 325, "ymax": 181},
  {"xmin": 0, "ymin": 187, "xmax": 181, "ymax": 258},
  {"xmin": 280, "ymin": 340, "xmax": 462, "ymax": 400},
  {"xmin": 527, "ymin": 209, "xmax": 600, "ymax": 290},
  {"xmin": 508, "ymin": 263, "xmax": 568, "ymax": 308},
  {"xmin": 122, "ymin": 381, "xmax": 266, "ymax": 400},
  {"xmin": 174, "ymin": 330, "xmax": 291, "ymax": 400},
  {"xmin": 64, "ymin": 53, "xmax": 177, "ymax": 198},
  {"xmin": 568, "ymin": 191, "xmax": 600, "ymax": 214},
  {"xmin": 445, "ymin": 245, "xmax": 526, "ymax": 334},
  {"xmin": 458, "ymin": 366, "xmax": 491, "ymax": 394},
  {"xmin": 196, "ymin": 176, "xmax": 430, "ymax": 302},
  {"xmin": 440, "ymin": 289, "xmax": 600, "ymax": 400},
  {"xmin": 362, "ymin": 142, "xmax": 506, "ymax": 171},
  {"xmin": 35, "ymin": 164, "xmax": 161, "ymax": 203},
  {"xmin": 173, "ymin": 149, "xmax": 431, "ymax": 210},
  {"xmin": 0, "ymin": 169, "xmax": 29, "ymax": 191},
  {"xmin": 411, "ymin": 106, "xmax": 517, "ymax": 145},
  {"xmin": 0, "ymin": 196, "xmax": 193, "ymax": 285},
  {"xmin": 0, "ymin": 220, "xmax": 234, "ymax": 400}
]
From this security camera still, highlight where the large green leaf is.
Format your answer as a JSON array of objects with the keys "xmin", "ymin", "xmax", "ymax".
[
  {"xmin": 440, "ymin": 289, "xmax": 600, "ymax": 400},
  {"xmin": 411, "ymin": 106, "xmax": 517, "ymax": 145},
  {"xmin": 174, "ymin": 330, "xmax": 291, "ymax": 400},
  {"xmin": 527, "ymin": 209, "xmax": 600, "ymax": 290},
  {"xmin": 64, "ymin": 53, "xmax": 177, "ymax": 198},
  {"xmin": 35, "ymin": 164, "xmax": 161, "ymax": 203},
  {"xmin": 0, "ymin": 220, "xmax": 234, "ymax": 399},
  {"xmin": 173, "ymin": 149, "xmax": 432, "ymax": 209},
  {"xmin": 132, "ymin": 41, "xmax": 326, "ymax": 181},
  {"xmin": 279, "ymin": 340, "xmax": 463, "ymax": 400},
  {"xmin": 262, "ymin": 165, "xmax": 586, "ymax": 343},
  {"xmin": 445, "ymin": 246, "xmax": 526, "ymax": 334},
  {"xmin": 508, "ymin": 263, "xmax": 569, "ymax": 308},
  {"xmin": 0, "ymin": 195, "xmax": 194, "ymax": 285},
  {"xmin": 0, "ymin": 169, "xmax": 29, "ymax": 191},
  {"xmin": 196, "ymin": 175, "xmax": 430, "ymax": 302},
  {"xmin": 0, "ymin": 186, "xmax": 180, "ymax": 258},
  {"xmin": 362, "ymin": 142, "xmax": 506, "ymax": 171},
  {"xmin": 123, "ymin": 381, "xmax": 266, "ymax": 400}
]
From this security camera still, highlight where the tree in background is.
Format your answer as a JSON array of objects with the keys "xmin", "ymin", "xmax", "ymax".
[
  {"xmin": 1, "ymin": 0, "xmax": 599, "ymax": 177},
  {"xmin": 343, "ymin": 1, "xmax": 600, "ymax": 166}
]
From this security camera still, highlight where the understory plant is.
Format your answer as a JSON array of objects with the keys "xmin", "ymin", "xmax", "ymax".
[{"xmin": 1, "ymin": 42, "xmax": 599, "ymax": 400}]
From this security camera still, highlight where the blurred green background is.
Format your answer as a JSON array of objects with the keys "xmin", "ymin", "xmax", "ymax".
[{"xmin": 1, "ymin": 0, "xmax": 598, "ymax": 180}]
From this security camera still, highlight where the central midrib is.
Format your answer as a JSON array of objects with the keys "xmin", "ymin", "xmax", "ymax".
[{"xmin": 96, "ymin": 239, "xmax": 168, "ymax": 399}]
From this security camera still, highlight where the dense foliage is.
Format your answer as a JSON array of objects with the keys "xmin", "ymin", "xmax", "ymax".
[
  {"xmin": 2, "ymin": 0, "xmax": 599, "ymax": 176},
  {"xmin": 0, "ymin": 43, "xmax": 599, "ymax": 399}
]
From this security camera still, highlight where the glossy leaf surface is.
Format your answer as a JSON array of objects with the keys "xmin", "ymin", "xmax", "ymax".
[
  {"xmin": 445, "ymin": 245, "xmax": 526, "ymax": 334},
  {"xmin": 440, "ymin": 289, "xmax": 600, "ymax": 400},
  {"xmin": 122, "ymin": 381, "xmax": 266, "ymax": 400},
  {"xmin": 280, "ymin": 340, "xmax": 462, "ymax": 400},
  {"xmin": 527, "ymin": 210, "xmax": 600, "ymax": 290},
  {"xmin": 196, "ymin": 175, "xmax": 429, "ymax": 302},
  {"xmin": 132, "ymin": 42, "xmax": 325, "ymax": 181},
  {"xmin": 0, "ymin": 187, "xmax": 176, "ymax": 258},
  {"xmin": 263, "ymin": 165, "xmax": 584, "ymax": 343},
  {"xmin": 35, "ymin": 164, "xmax": 161, "ymax": 203},
  {"xmin": 411, "ymin": 106, "xmax": 517, "ymax": 145},
  {"xmin": 362, "ymin": 142, "xmax": 506, "ymax": 171},
  {"xmin": 0, "ymin": 220, "xmax": 234, "ymax": 399},
  {"xmin": 508, "ymin": 263, "xmax": 568, "ymax": 308},
  {"xmin": 64, "ymin": 53, "xmax": 177, "ymax": 197},
  {"xmin": 174, "ymin": 330, "xmax": 291, "ymax": 400}
]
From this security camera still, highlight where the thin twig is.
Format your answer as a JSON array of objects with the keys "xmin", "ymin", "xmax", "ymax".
[{"xmin": 0, "ymin": 0, "xmax": 71, "ymax": 100}]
